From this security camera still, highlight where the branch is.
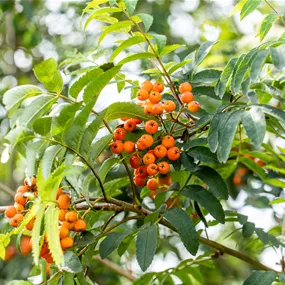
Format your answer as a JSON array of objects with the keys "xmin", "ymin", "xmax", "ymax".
[
  {"xmin": 0, "ymin": 183, "xmax": 15, "ymax": 198},
  {"xmin": 94, "ymin": 256, "xmax": 136, "ymax": 281},
  {"xmin": 264, "ymin": 0, "xmax": 285, "ymax": 26}
]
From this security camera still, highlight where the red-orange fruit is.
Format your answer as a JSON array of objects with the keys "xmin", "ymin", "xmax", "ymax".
[
  {"xmin": 163, "ymin": 100, "xmax": 176, "ymax": 112},
  {"xmin": 167, "ymin": 147, "xmax": 181, "ymax": 160},
  {"xmin": 57, "ymin": 194, "xmax": 70, "ymax": 210},
  {"xmin": 133, "ymin": 175, "xmax": 146, "ymax": 187},
  {"xmin": 110, "ymin": 140, "xmax": 124, "ymax": 154},
  {"xmin": 157, "ymin": 161, "xmax": 170, "ymax": 174},
  {"xmin": 65, "ymin": 211, "xmax": 77, "ymax": 223},
  {"xmin": 144, "ymin": 120, "xmax": 159, "ymax": 134},
  {"xmin": 5, "ymin": 206, "xmax": 17, "ymax": 219},
  {"xmin": 154, "ymin": 145, "xmax": 167, "ymax": 159},
  {"xmin": 153, "ymin": 81, "xmax": 164, "ymax": 93},
  {"xmin": 149, "ymin": 91, "xmax": 162, "ymax": 104},
  {"xmin": 137, "ymin": 88, "xmax": 149, "ymax": 101},
  {"xmin": 147, "ymin": 163, "xmax": 159, "ymax": 176},
  {"xmin": 179, "ymin": 82, "xmax": 192, "ymax": 93},
  {"xmin": 73, "ymin": 219, "xmax": 87, "ymax": 232},
  {"xmin": 59, "ymin": 225, "xmax": 69, "ymax": 239},
  {"xmin": 180, "ymin": 91, "xmax": 194, "ymax": 103},
  {"xmin": 124, "ymin": 119, "xmax": 137, "ymax": 132},
  {"xmin": 161, "ymin": 135, "xmax": 175, "ymax": 148},
  {"xmin": 114, "ymin": 128, "xmax": 126, "ymax": 141},
  {"xmin": 60, "ymin": 237, "xmax": 74, "ymax": 249},
  {"xmin": 141, "ymin": 80, "xmax": 153, "ymax": 92},
  {"xmin": 147, "ymin": 178, "xmax": 159, "ymax": 191},
  {"xmin": 187, "ymin": 101, "xmax": 200, "ymax": 113},
  {"xmin": 124, "ymin": 141, "xmax": 135, "ymax": 153}
]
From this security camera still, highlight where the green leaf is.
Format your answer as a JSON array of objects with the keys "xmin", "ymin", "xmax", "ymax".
[
  {"xmin": 118, "ymin": 232, "xmax": 136, "ymax": 256},
  {"xmin": 193, "ymin": 166, "xmax": 229, "ymax": 199},
  {"xmin": 181, "ymin": 185, "xmax": 225, "ymax": 223},
  {"xmin": 152, "ymin": 34, "xmax": 167, "ymax": 54},
  {"xmin": 259, "ymin": 14, "xmax": 279, "ymax": 41},
  {"xmin": 103, "ymin": 176, "xmax": 130, "ymax": 193},
  {"xmin": 250, "ymin": 50, "xmax": 269, "ymax": 82},
  {"xmin": 188, "ymin": 146, "xmax": 219, "ymax": 164},
  {"xmin": 98, "ymin": 157, "xmax": 120, "ymax": 183},
  {"xmin": 168, "ymin": 60, "xmax": 192, "ymax": 75},
  {"xmin": 192, "ymin": 70, "xmax": 222, "ymax": 83},
  {"xmin": 270, "ymin": 45, "xmax": 285, "ymax": 70},
  {"xmin": 239, "ymin": 157, "xmax": 266, "ymax": 179},
  {"xmin": 110, "ymin": 36, "xmax": 145, "ymax": 61},
  {"xmin": 45, "ymin": 203, "xmax": 64, "ymax": 266},
  {"xmin": 26, "ymin": 141, "xmax": 45, "ymax": 180},
  {"xmin": 33, "ymin": 117, "xmax": 52, "ymax": 136},
  {"xmin": 98, "ymin": 20, "xmax": 134, "ymax": 45},
  {"xmin": 117, "ymin": 52, "xmax": 155, "ymax": 66},
  {"xmin": 215, "ymin": 58, "xmax": 238, "ymax": 98},
  {"xmin": 264, "ymin": 179, "xmax": 285, "ymax": 188},
  {"xmin": 88, "ymin": 134, "xmax": 113, "ymax": 164},
  {"xmin": 62, "ymin": 251, "xmax": 83, "ymax": 273},
  {"xmin": 242, "ymin": 222, "xmax": 255, "ymax": 238},
  {"xmin": 83, "ymin": 66, "xmax": 121, "ymax": 104},
  {"xmin": 240, "ymin": 0, "xmax": 262, "ymax": 20},
  {"xmin": 243, "ymin": 271, "xmax": 277, "ymax": 285},
  {"xmin": 242, "ymin": 107, "xmax": 266, "ymax": 149},
  {"xmin": 217, "ymin": 111, "xmax": 242, "ymax": 163},
  {"xmin": 124, "ymin": 0, "xmax": 138, "ymax": 15},
  {"xmin": 32, "ymin": 202, "xmax": 45, "ymax": 265},
  {"xmin": 42, "ymin": 145, "xmax": 63, "ymax": 179},
  {"xmin": 195, "ymin": 41, "xmax": 218, "ymax": 66},
  {"xmin": 231, "ymin": 50, "xmax": 257, "ymax": 95},
  {"xmin": 103, "ymin": 101, "xmax": 154, "ymax": 122},
  {"xmin": 269, "ymin": 198, "xmax": 285, "ymax": 205},
  {"xmin": 254, "ymin": 104, "xmax": 285, "ymax": 124},
  {"xmin": 164, "ymin": 208, "xmax": 199, "ymax": 255},
  {"xmin": 160, "ymin": 44, "xmax": 185, "ymax": 56},
  {"xmin": 180, "ymin": 153, "xmax": 197, "ymax": 172},
  {"xmin": 230, "ymin": 0, "xmax": 247, "ymax": 16},
  {"xmin": 136, "ymin": 224, "xmax": 158, "ymax": 271},
  {"xmin": 63, "ymin": 99, "xmax": 96, "ymax": 151},
  {"xmin": 33, "ymin": 58, "xmax": 63, "ymax": 93},
  {"xmin": 3, "ymin": 85, "xmax": 42, "ymax": 117},
  {"xmin": 7, "ymin": 281, "xmax": 32, "ymax": 285},
  {"xmin": 20, "ymin": 95, "xmax": 57, "ymax": 128},
  {"xmin": 69, "ymin": 68, "xmax": 104, "ymax": 99},
  {"xmin": 79, "ymin": 115, "xmax": 103, "ymax": 159},
  {"xmin": 100, "ymin": 232, "xmax": 128, "ymax": 259},
  {"xmin": 137, "ymin": 13, "xmax": 153, "ymax": 32}
]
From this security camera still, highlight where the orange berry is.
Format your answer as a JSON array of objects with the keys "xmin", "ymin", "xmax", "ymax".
[
  {"xmin": 14, "ymin": 203, "xmax": 24, "ymax": 212},
  {"xmin": 56, "ymin": 188, "xmax": 63, "ymax": 199},
  {"xmin": 124, "ymin": 141, "xmax": 135, "ymax": 153},
  {"xmin": 62, "ymin": 221, "xmax": 74, "ymax": 230},
  {"xmin": 40, "ymin": 243, "xmax": 49, "ymax": 257},
  {"xmin": 137, "ymin": 88, "xmax": 149, "ymax": 101},
  {"xmin": 159, "ymin": 175, "xmax": 172, "ymax": 186},
  {"xmin": 65, "ymin": 211, "xmax": 77, "ymax": 223},
  {"xmin": 120, "ymin": 118, "xmax": 129, "ymax": 122},
  {"xmin": 110, "ymin": 140, "xmax": 124, "ymax": 154},
  {"xmin": 133, "ymin": 175, "xmax": 146, "ymax": 187},
  {"xmin": 5, "ymin": 246, "xmax": 16, "ymax": 261},
  {"xmin": 133, "ymin": 118, "xmax": 143, "ymax": 124},
  {"xmin": 140, "ymin": 134, "xmax": 154, "ymax": 148},
  {"xmin": 58, "ymin": 209, "xmax": 67, "ymax": 221},
  {"xmin": 43, "ymin": 252, "xmax": 54, "ymax": 264},
  {"xmin": 147, "ymin": 163, "xmax": 159, "ymax": 176},
  {"xmin": 167, "ymin": 147, "xmax": 181, "ymax": 160},
  {"xmin": 135, "ymin": 166, "xmax": 148, "ymax": 178},
  {"xmin": 16, "ymin": 185, "xmax": 29, "ymax": 193},
  {"xmin": 181, "ymin": 92, "xmax": 194, "ymax": 103},
  {"xmin": 152, "ymin": 103, "xmax": 164, "ymax": 115},
  {"xmin": 59, "ymin": 226, "xmax": 69, "ymax": 239},
  {"xmin": 144, "ymin": 102, "xmax": 154, "ymax": 115},
  {"xmin": 154, "ymin": 145, "xmax": 167, "ymax": 159},
  {"xmin": 179, "ymin": 82, "xmax": 192, "ymax": 93},
  {"xmin": 114, "ymin": 128, "xmax": 126, "ymax": 140},
  {"xmin": 147, "ymin": 178, "xmax": 159, "ymax": 191},
  {"xmin": 161, "ymin": 135, "xmax": 175, "ymax": 148},
  {"xmin": 124, "ymin": 119, "xmax": 136, "ymax": 132},
  {"xmin": 237, "ymin": 167, "xmax": 248, "ymax": 176},
  {"xmin": 149, "ymin": 91, "xmax": 162, "ymax": 104},
  {"xmin": 73, "ymin": 219, "xmax": 87, "ymax": 232},
  {"xmin": 166, "ymin": 197, "xmax": 180, "ymax": 208},
  {"xmin": 145, "ymin": 120, "xmax": 159, "ymax": 134},
  {"xmin": 164, "ymin": 100, "xmax": 176, "ymax": 112},
  {"xmin": 60, "ymin": 237, "xmax": 74, "ymax": 249},
  {"xmin": 233, "ymin": 174, "xmax": 243, "ymax": 186},
  {"xmin": 20, "ymin": 236, "xmax": 32, "ymax": 255},
  {"xmin": 14, "ymin": 193, "xmax": 27, "ymax": 206},
  {"xmin": 256, "ymin": 159, "xmax": 265, "ymax": 167},
  {"xmin": 25, "ymin": 218, "xmax": 35, "ymax": 231},
  {"xmin": 188, "ymin": 101, "xmax": 200, "ymax": 113},
  {"xmin": 136, "ymin": 139, "xmax": 148, "ymax": 151},
  {"xmin": 5, "ymin": 206, "xmax": 17, "ymax": 218},
  {"xmin": 143, "ymin": 153, "xmax": 156, "ymax": 165},
  {"xmin": 57, "ymin": 194, "xmax": 70, "ymax": 210},
  {"xmin": 157, "ymin": 161, "xmax": 170, "ymax": 174},
  {"xmin": 24, "ymin": 176, "xmax": 36, "ymax": 186},
  {"xmin": 153, "ymin": 81, "xmax": 164, "ymax": 93},
  {"xmin": 130, "ymin": 155, "xmax": 142, "ymax": 169},
  {"xmin": 141, "ymin": 80, "xmax": 153, "ymax": 92}
]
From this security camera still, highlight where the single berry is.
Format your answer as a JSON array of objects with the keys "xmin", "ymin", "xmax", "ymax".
[
  {"xmin": 163, "ymin": 100, "xmax": 176, "ymax": 112},
  {"xmin": 5, "ymin": 206, "xmax": 16, "ymax": 219},
  {"xmin": 137, "ymin": 88, "xmax": 149, "ymax": 101},
  {"xmin": 167, "ymin": 147, "xmax": 181, "ymax": 160},
  {"xmin": 153, "ymin": 81, "xmax": 164, "ymax": 93},
  {"xmin": 179, "ymin": 82, "xmax": 192, "ymax": 93},
  {"xmin": 161, "ymin": 135, "xmax": 175, "ymax": 148},
  {"xmin": 133, "ymin": 175, "xmax": 146, "ymax": 187},
  {"xmin": 141, "ymin": 80, "xmax": 153, "ymax": 92},
  {"xmin": 143, "ymin": 153, "xmax": 156, "ymax": 165},
  {"xmin": 110, "ymin": 140, "xmax": 124, "ymax": 154},
  {"xmin": 152, "ymin": 103, "xmax": 164, "ymax": 115},
  {"xmin": 154, "ymin": 145, "xmax": 167, "ymax": 159},
  {"xmin": 140, "ymin": 134, "xmax": 154, "ymax": 148},
  {"xmin": 147, "ymin": 163, "xmax": 159, "ymax": 176},
  {"xmin": 65, "ymin": 211, "xmax": 77, "ymax": 223},
  {"xmin": 180, "ymin": 91, "xmax": 194, "ymax": 103},
  {"xmin": 60, "ymin": 237, "xmax": 74, "ymax": 249},
  {"xmin": 57, "ymin": 194, "xmax": 71, "ymax": 210},
  {"xmin": 124, "ymin": 141, "xmax": 135, "ymax": 153},
  {"xmin": 149, "ymin": 91, "xmax": 162, "ymax": 104},
  {"xmin": 157, "ymin": 162, "xmax": 170, "ymax": 174},
  {"xmin": 114, "ymin": 128, "xmax": 126, "ymax": 140},
  {"xmin": 124, "ymin": 119, "xmax": 136, "ymax": 132},
  {"xmin": 188, "ymin": 101, "xmax": 200, "ymax": 113},
  {"xmin": 130, "ymin": 155, "xmax": 142, "ymax": 169},
  {"xmin": 74, "ymin": 219, "xmax": 87, "ymax": 232},
  {"xmin": 145, "ymin": 120, "xmax": 159, "ymax": 134},
  {"xmin": 59, "ymin": 225, "xmax": 69, "ymax": 239},
  {"xmin": 147, "ymin": 178, "xmax": 159, "ymax": 191}
]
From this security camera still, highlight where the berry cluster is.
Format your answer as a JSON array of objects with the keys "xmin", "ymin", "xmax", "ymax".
[
  {"xmin": 110, "ymin": 81, "xmax": 199, "ymax": 192},
  {"xmin": 5, "ymin": 177, "xmax": 38, "ymax": 228},
  {"xmin": 4, "ymin": 180, "xmax": 87, "ymax": 264}
]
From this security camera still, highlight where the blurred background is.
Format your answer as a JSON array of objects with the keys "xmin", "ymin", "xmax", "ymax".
[{"xmin": 0, "ymin": 0, "xmax": 285, "ymax": 284}]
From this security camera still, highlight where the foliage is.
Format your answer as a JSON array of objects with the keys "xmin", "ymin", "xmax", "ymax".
[{"xmin": 0, "ymin": 0, "xmax": 285, "ymax": 284}]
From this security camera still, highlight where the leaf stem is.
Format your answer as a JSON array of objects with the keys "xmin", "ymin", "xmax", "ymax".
[{"xmin": 264, "ymin": 0, "xmax": 285, "ymax": 26}]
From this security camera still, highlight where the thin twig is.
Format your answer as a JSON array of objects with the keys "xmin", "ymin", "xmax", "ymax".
[
  {"xmin": 0, "ymin": 183, "xmax": 15, "ymax": 198},
  {"xmin": 264, "ymin": 0, "xmax": 285, "ymax": 26}
]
